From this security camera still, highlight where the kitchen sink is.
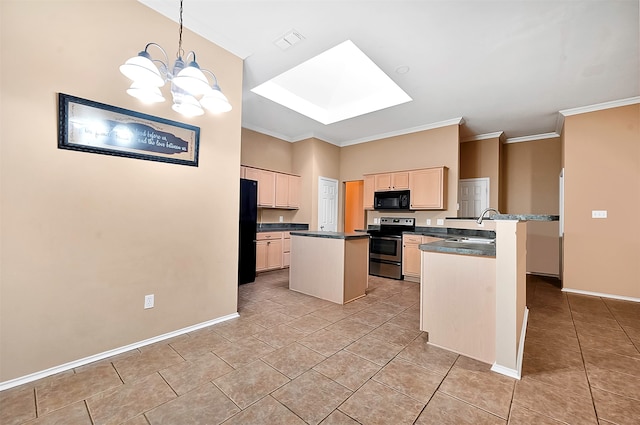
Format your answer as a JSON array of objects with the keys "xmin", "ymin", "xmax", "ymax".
[{"xmin": 449, "ymin": 237, "xmax": 495, "ymax": 244}]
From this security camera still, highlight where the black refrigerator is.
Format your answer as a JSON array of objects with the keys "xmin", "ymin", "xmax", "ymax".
[{"xmin": 238, "ymin": 178, "xmax": 258, "ymax": 284}]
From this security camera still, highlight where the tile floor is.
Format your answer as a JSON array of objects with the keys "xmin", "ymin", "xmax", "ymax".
[{"xmin": 1, "ymin": 270, "xmax": 639, "ymax": 424}]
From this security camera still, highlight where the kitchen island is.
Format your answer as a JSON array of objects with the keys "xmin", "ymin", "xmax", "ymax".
[{"xmin": 289, "ymin": 231, "xmax": 369, "ymax": 304}]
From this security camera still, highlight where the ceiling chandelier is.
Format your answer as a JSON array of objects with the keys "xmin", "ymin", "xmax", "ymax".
[{"xmin": 119, "ymin": 0, "xmax": 231, "ymax": 117}]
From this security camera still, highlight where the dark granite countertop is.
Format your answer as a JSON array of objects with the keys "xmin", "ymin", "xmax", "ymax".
[
  {"xmin": 290, "ymin": 231, "xmax": 370, "ymax": 240},
  {"xmin": 257, "ymin": 223, "xmax": 309, "ymax": 232},
  {"xmin": 420, "ymin": 239, "xmax": 496, "ymax": 257},
  {"xmin": 364, "ymin": 225, "xmax": 495, "ymax": 239},
  {"xmin": 493, "ymin": 214, "xmax": 559, "ymax": 221}
]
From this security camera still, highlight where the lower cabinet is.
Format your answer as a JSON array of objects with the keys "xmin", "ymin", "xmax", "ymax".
[
  {"xmin": 256, "ymin": 231, "xmax": 290, "ymax": 273},
  {"xmin": 403, "ymin": 235, "xmax": 443, "ymax": 281}
]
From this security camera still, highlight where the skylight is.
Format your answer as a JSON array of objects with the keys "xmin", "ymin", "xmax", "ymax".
[{"xmin": 251, "ymin": 40, "xmax": 412, "ymax": 125}]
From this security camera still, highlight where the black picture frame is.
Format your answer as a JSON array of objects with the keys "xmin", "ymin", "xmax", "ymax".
[{"xmin": 58, "ymin": 93, "xmax": 200, "ymax": 167}]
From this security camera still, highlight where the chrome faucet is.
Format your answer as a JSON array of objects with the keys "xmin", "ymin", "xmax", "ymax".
[{"xmin": 477, "ymin": 208, "xmax": 500, "ymax": 224}]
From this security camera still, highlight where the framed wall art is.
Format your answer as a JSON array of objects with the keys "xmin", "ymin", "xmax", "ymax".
[{"xmin": 58, "ymin": 93, "xmax": 200, "ymax": 166}]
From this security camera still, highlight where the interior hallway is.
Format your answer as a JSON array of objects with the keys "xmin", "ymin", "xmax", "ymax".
[{"xmin": 1, "ymin": 271, "xmax": 639, "ymax": 424}]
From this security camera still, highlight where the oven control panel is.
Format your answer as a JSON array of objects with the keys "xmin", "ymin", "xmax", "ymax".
[{"xmin": 379, "ymin": 217, "xmax": 415, "ymax": 227}]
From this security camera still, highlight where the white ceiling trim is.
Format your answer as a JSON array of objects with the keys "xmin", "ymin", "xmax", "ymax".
[
  {"xmin": 242, "ymin": 123, "xmax": 297, "ymax": 143},
  {"xmin": 504, "ymin": 132, "xmax": 560, "ymax": 144},
  {"xmin": 461, "ymin": 132, "xmax": 504, "ymax": 143},
  {"xmin": 555, "ymin": 96, "xmax": 640, "ymax": 136},
  {"xmin": 340, "ymin": 117, "xmax": 465, "ymax": 147}
]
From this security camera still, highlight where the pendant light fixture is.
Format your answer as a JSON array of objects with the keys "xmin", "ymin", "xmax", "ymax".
[{"xmin": 119, "ymin": 0, "xmax": 232, "ymax": 116}]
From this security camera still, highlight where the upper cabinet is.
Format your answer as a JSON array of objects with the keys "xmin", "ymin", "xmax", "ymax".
[
  {"xmin": 409, "ymin": 167, "xmax": 447, "ymax": 210},
  {"xmin": 374, "ymin": 172, "xmax": 409, "ymax": 191},
  {"xmin": 364, "ymin": 166, "xmax": 447, "ymax": 210},
  {"xmin": 243, "ymin": 166, "xmax": 300, "ymax": 209}
]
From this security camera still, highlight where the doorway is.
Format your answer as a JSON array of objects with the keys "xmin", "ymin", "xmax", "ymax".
[
  {"xmin": 344, "ymin": 180, "xmax": 364, "ymax": 233},
  {"xmin": 318, "ymin": 176, "xmax": 338, "ymax": 231},
  {"xmin": 458, "ymin": 178, "xmax": 489, "ymax": 217}
]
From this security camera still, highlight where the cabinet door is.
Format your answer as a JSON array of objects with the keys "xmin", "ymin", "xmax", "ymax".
[
  {"xmin": 409, "ymin": 167, "xmax": 447, "ymax": 210},
  {"xmin": 288, "ymin": 175, "xmax": 301, "ymax": 209},
  {"xmin": 275, "ymin": 173, "xmax": 289, "ymax": 208},
  {"xmin": 266, "ymin": 239, "xmax": 283, "ymax": 269},
  {"xmin": 374, "ymin": 173, "xmax": 392, "ymax": 191},
  {"xmin": 391, "ymin": 172, "xmax": 410, "ymax": 190},
  {"xmin": 240, "ymin": 166, "xmax": 246, "ymax": 179},
  {"xmin": 245, "ymin": 168, "xmax": 275, "ymax": 207},
  {"xmin": 402, "ymin": 235, "xmax": 422, "ymax": 277},
  {"xmin": 363, "ymin": 175, "xmax": 375, "ymax": 209},
  {"xmin": 256, "ymin": 241, "xmax": 268, "ymax": 272}
]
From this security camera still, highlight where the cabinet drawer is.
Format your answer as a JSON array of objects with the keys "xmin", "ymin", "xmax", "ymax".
[
  {"xmin": 257, "ymin": 232, "xmax": 283, "ymax": 241},
  {"xmin": 403, "ymin": 234, "xmax": 422, "ymax": 244}
]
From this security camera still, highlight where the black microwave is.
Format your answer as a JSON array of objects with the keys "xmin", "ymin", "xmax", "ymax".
[{"xmin": 374, "ymin": 190, "xmax": 410, "ymax": 210}]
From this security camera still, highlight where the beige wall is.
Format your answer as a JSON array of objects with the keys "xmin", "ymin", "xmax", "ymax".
[
  {"xmin": 340, "ymin": 125, "xmax": 460, "ymax": 227},
  {"xmin": 0, "ymin": 0, "xmax": 243, "ymax": 382},
  {"xmin": 241, "ymin": 128, "xmax": 293, "ymax": 174},
  {"xmin": 563, "ymin": 104, "xmax": 640, "ymax": 298},
  {"xmin": 503, "ymin": 138, "xmax": 562, "ymax": 276},
  {"xmin": 460, "ymin": 137, "xmax": 500, "ymax": 210}
]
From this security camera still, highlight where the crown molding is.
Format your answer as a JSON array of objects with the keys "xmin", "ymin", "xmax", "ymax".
[
  {"xmin": 559, "ymin": 96, "xmax": 640, "ymax": 117},
  {"xmin": 461, "ymin": 131, "xmax": 504, "ymax": 143},
  {"xmin": 242, "ymin": 123, "xmax": 296, "ymax": 143},
  {"xmin": 340, "ymin": 117, "xmax": 465, "ymax": 147},
  {"xmin": 504, "ymin": 132, "xmax": 560, "ymax": 144}
]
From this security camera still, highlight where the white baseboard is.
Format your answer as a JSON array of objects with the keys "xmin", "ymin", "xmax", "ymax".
[
  {"xmin": 491, "ymin": 306, "xmax": 528, "ymax": 380},
  {"xmin": 562, "ymin": 288, "xmax": 640, "ymax": 303},
  {"xmin": 0, "ymin": 312, "xmax": 240, "ymax": 391}
]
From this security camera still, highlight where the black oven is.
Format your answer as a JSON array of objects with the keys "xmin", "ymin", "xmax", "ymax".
[{"xmin": 369, "ymin": 217, "xmax": 415, "ymax": 280}]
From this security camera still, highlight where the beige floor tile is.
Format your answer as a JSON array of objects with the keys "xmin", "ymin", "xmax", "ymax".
[
  {"xmin": 36, "ymin": 361, "xmax": 122, "ymax": 416},
  {"xmin": 169, "ymin": 328, "xmax": 230, "ymax": 360},
  {"xmin": 577, "ymin": 331, "xmax": 640, "ymax": 358},
  {"xmin": 120, "ymin": 416, "xmax": 149, "ymax": 425},
  {"xmin": 325, "ymin": 318, "xmax": 375, "ymax": 341},
  {"xmin": 521, "ymin": 352, "xmax": 590, "ymax": 398},
  {"xmin": 523, "ymin": 338, "xmax": 584, "ymax": 364},
  {"xmin": 211, "ymin": 317, "xmax": 267, "ymax": 342},
  {"xmin": 368, "ymin": 322, "xmax": 422, "ymax": 347},
  {"xmin": 287, "ymin": 314, "xmax": 332, "ymax": 333},
  {"xmin": 415, "ymin": 391, "xmax": 505, "ymax": 425},
  {"xmin": 261, "ymin": 342, "xmax": 326, "ymax": 379},
  {"xmin": 386, "ymin": 309, "xmax": 420, "ymax": 331},
  {"xmin": 309, "ymin": 305, "xmax": 356, "ymax": 323},
  {"xmin": 213, "ymin": 336, "xmax": 275, "ymax": 368},
  {"xmin": 86, "ymin": 373, "xmax": 176, "ymax": 425},
  {"xmin": 439, "ymin": 360, "xmax": 514, "ymax": 419},
  {"xmin": 397, "ymin": 333, "xmax": 458, "ymax": 376},
  {"xmin": 0, "ymin": 386, "xmax": 36, "ymax": 425},
  {"xmin": 145, "ymin": 382, "xmax": 239, "ymax": 425},
  {"xmin": 372, "ymin": 358, "xmax": 443, "ymax": 403},
  {"xmin": 586, "ymin": 364, "xmax": 640, "ymax": 401},
  {"xmin": 507, "ymin": 404, "xmax": 565, "ymax": 424},
  {"xmin": 591, "ymin": 388, "xmax": 640, "ymax": 425},
  {"xmin": 319, "ymin": 410, "xmax": 360, "ymax": 425},
  {"xmin": 512, "ymin": 377, "xmax": 597, "ymax": 424},
  {"xmin": 249, "ymin": 310, "xmax": 295, "ymax": 328},
  {"xmin": 112, "ymin": 344, "xmax": 184, "ymax": 383},
  {"xmin": 159, "ymin": 351, "xmax": 233, "ymax": 395},
  {"xmin": 347, "ymin": 308, "xmax": 396, "ymax": 327},
  {"xmin": 298, "ymin": 329, "xmax": 356, "ymax": 357},
  {"xmin": 344, "ymin": 333, "xmax": 403, "ymax": 366},
  {"xmin": 25, "ymin": 401, "xmax": 92, "ymax": 425},
  {"xmin": 254, "ymin": 323, "xmax": 308, "ymax": 349},
  {"xmin": 222, "ymin": 395, "xmax": 306, "ymax": 425},
  {"xmin": 313, "ymin": 350, "xmax": 381, "ymax": 391},
  {"xmin": 272, "ymin": 370, "xmax": 352, "ymax": 425},
  {"xmin": 213, "ymin": 360, "xmax": 288, "ymax": 409},
  {"xmin": 338, "ymin": 380, "xmax": 424, "ymax": 425},
  {"xmin": 582, "ymin": 348, "xmax": 640, "ymax": 377}
]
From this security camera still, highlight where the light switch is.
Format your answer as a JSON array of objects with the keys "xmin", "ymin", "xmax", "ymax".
[
  {"xmin": 592, "ymin": 210, "xmax": 607, "ymax": 219},
  {"xmin": 426, "ymin": 219, "xmax": 431, "ymax": 225}
]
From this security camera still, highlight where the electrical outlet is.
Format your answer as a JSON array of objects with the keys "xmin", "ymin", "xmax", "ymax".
[
  {"xmin": 426, "ymin": 219, "xmax": 431, "ymax": 225},
  {"xmin": 591, "ymin": 210, "xmax": 607, "ymax": 219},
  {"xmin": 144, "ymin": 294, "xmax": 154, "ymax": 309},
  {"xmin": 279, "ymin": 216, "xmax": 283, "ymax": 222},
  {"xmin": 436, "ymin": 219, "xmax": 444, "ymax": 226}
]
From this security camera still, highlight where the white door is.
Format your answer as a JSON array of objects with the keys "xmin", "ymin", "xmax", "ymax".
[
  {"xmin": 318, "ymin": 177, "xmax": 338, "ymax": 231},
  {"xmin": 458, "ymin": 178, "xmax": 489, "ymax": 217}
]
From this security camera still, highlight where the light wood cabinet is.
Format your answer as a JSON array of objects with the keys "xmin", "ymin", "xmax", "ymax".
[
  {"xmin": 363, "ymin": 175, "xmax": 375, "ymax": 209},
  {"xmin": 256, "ymin": 232, "xmax": 284, "ymax": 272},
  {"xmin": 409, "ymin": 167, "xmax": 447, "ymax": 210},
  {"xmin": 243, "ymin": 166, "xmax": 300, "ymax": 210},
  {"xmin": 375, "ymin": 172, "xmax": 409, "ymax": 191},
  {"xmin": 283, "ymin": 232, "xmax": 291, "ymax": 267},
  {"xmin": 403, "ymin": 235, "xmax": 444, "ymax": 281},
  {"xmin": 245, "ymin": 167, "xmax": 276, "ymax": 207}
]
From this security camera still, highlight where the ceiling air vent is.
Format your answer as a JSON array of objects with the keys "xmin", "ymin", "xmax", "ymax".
[{"xmin": 274, "ymin": 29, "xmax": 305, "ymax": 50}]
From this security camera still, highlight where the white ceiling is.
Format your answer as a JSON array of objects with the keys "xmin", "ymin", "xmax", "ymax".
[{"xmin": 139, "ymin": 0, "xmax": 639, "ymax": 146}]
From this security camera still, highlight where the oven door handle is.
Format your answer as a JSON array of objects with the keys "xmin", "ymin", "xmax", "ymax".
[{"xmin": 374, "ymin": 235, "xmax": 402, "ymax": 241}]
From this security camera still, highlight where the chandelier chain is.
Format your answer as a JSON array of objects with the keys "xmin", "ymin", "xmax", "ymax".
[{"xmin": 177, "ymin": 0, "xmax": 184, "ymax": 60}]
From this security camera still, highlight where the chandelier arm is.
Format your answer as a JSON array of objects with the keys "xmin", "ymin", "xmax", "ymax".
[
  {"xmin": 201, "ymin": 68, "xmax": 219, "ymax": 87},
  {"xmin": 144, "ymin": 42, "xmax": 169, "ymax": 70}
]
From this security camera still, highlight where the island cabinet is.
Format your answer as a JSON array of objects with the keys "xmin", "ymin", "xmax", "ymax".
[
  {"xmin": 403, "ymin": 235, "xmax": 443, "ymax": 281},
  {"xmin": 256, "ymin": 232, "xmax": 283, "ymax": 272},
  {"xmin": 374, "ymin": 172, "xmax": 409, "ymax": 191},
  {"xmin": 409, "ymin": 167, "xmax": 447, "ymax": 210}
]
